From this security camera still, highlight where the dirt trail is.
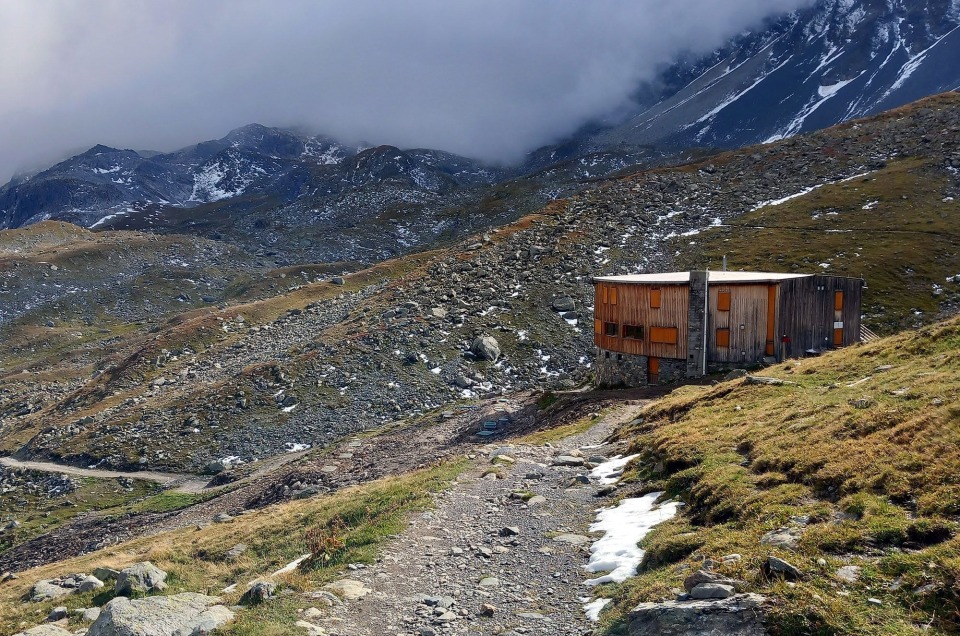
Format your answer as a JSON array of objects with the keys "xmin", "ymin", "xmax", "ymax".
[
  {"xmin": 0, "ymin": 448, "xmax": 311, "ymax": 494},
  {"xmin": 0, "ymin": 456, "xmax": 211, "ymax": 493},
  {"xmin": 316, "ymin": 401, "xmax": 649, "ymax": 636}
]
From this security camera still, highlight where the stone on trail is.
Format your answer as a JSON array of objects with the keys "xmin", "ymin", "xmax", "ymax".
[
  {"xmin": 295, "ymin": 620, "xmax": 328, "ymax": 635},
  {"xmin": 551, "ymin": 455, "xmax": 585, "ymax": 467},
  {"xmin": 323, "ymin": 578, "xmax": 371, "ymax": 600},
  {"xmin": 86, "ymin": 592, "xmax": 234, "ymax": 636},
  {"xmin": 552, "ymin": 533, "xmax": 590, "ymax": 546},
  {"xmin": 115, "ymin": 561, "xmax": 168, "ymax": 596},
  {"xmin": 478, "ymin": 577, "xmax": 500, "ymax": 587}
]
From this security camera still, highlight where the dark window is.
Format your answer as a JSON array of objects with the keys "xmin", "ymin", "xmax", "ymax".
[
  {"xmin": 604, "ymin": 322, "xmax": 619, "ymax": 337},
  {"xmin": 623, "ymin": 324, "xmax": 644, "ymax": 340}
]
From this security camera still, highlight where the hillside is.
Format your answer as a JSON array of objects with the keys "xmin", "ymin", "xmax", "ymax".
[
  {"xmin": 594, "ymin": 314, "xmax": 960, "ymax": 635},
  {"xmin": 0, "ymin": 311, "xmax": 957, "ymax": 635}
]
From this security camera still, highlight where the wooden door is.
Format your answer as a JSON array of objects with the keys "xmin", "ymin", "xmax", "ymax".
[{"xmin": 648, "ymin": 357, "xmax": 660, "ymax": 384}]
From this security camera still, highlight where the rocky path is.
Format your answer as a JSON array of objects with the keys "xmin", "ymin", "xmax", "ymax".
[
  {"xmin": 316, "ymin": 403, "xmax": 644, "ymax": 636},
  {"xmin": 0, "ymin": 456, "xmax": 211, "ymax": 493}
]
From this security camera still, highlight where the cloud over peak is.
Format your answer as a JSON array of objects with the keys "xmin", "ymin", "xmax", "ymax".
[{"xmin": 0, "ymin": 0, "xmax": 814, "ymax": 179}]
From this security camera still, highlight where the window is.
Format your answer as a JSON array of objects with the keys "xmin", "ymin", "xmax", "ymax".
[
  {"xmin": 650, "ymin": 326, "xmax": 678, "ymax": 344},
  {"xmin": 594, "ymin": 319, "xmax": 602, "ymax": 335},
  {"xmin": 717, "ymin": 290, "xmax": 731, "ymax": 311},
  {"xmin": 834, "ymin": 328, "xmax": 844, "ymax": 347},
  {"xmin": 716, "ymin": 328, "xmax": 730, "ymax": 348},
  {"xmin": 834, "ymin": 290, "xmax": 844, "ymax": 312},
  {"xmin": 623, "ymin": 325, "xmax": 644, "ymax": 340},
  {"xmin": 650, "ymin": 288, "xmax": 662, "ymax": 308},
  {"xmin": 600, "ymin": 285, "xmax": 608, "ymax": 304},
  {"xmin": 604, "ymin": 322, "xmax": 619, "ymax": 337},
  {"xmin": 610, "ymin": 287, "xmax": 618, "ymax": 305}
]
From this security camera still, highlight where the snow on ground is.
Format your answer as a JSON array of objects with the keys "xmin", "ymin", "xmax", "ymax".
[
  {"xmin": 589, "ymin": 454, "xmax": 640, "ymax": 485},
  {"xmin": 272, "ymin": 554, "xmax": 311, "ymax": 576},
  {"xmin": 584, "ymin": 493, "xmax": 682, "ymax": 587},
  {"xmin": 583, "ymin": 598, "xmax": 612, "ymax": 622},
  {"xmin": 284, "ymin": 442, "xmax": 311, "ymax": 452}
]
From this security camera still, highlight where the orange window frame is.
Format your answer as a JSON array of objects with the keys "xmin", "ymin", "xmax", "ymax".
[
  {"xmin": 610, "ymin": 286, "xmax": 618, "ymax": 305},
  {"xmin": 650, "ymin": 288, "xmax": 662, "ymax": 308},
  {"xmin": 650, "ymin": 326, "xmax": 678, "ymax": 345},
  {"xmin": 834, "ymin": 290, "xmax": 844, "ymax": 312},
  {"xmin": 716, "ymin": 328, "xmax": 731, "ymax": 348},
  {"xmin": 717, "ymin": 290, "xmax": 731, "ymax": 311}
]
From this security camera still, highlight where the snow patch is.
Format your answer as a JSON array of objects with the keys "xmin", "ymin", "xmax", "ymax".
[
  {"xmin": 284, "ymin": 442, "xmax": 311, "ymax": 452},
  {"xmin": 584, "ymin": 493, "xmax": 682, "ymax": 586},
  {"xmin": 584, "ymin": 598, "xmax": 612, "ymax": 622},
  {"xmin": 589, "ymin": 454, "xmax": 640, "ymax": 485}
]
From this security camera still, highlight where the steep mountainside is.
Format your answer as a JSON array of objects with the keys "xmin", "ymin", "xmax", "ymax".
[
  {"xmin": 2, "ymin": 93, "xmax": 957, "ymax": 478},
  {"xmin": 574, "ymin": 0, "xmax": 960, "ymax": 161}
]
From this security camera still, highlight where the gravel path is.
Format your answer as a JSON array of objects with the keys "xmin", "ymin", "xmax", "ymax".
[{"xmin": 316, "ymin": 404, "xmax": 644, "ymax": 636}]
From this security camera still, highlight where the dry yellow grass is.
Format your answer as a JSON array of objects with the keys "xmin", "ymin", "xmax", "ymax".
[
  {"xmin": 597, "ymin": 315, "xmax": 960, "ymax": 635},
  {"xmin": 0, "ymin": 460, "xmax": 466, "ymax": 635}
]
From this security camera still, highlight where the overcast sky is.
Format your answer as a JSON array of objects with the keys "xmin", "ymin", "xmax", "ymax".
[{"xmin": 0, "ymin": 0, "xmax": 815, "ymax": 179}]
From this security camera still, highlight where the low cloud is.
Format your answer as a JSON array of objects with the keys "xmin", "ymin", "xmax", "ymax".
[{"xmin": 0, "ymin": 0, "xmax": 814, "ymax": 178}]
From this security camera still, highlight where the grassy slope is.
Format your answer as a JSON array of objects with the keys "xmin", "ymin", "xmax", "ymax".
[
  {"xmin": 0, "ymin": 461, "xmax": 466, "ymax": 636},
  {"xmin": 677, "ymin": 156, "xmax": 960, "ymax": 333},
  {"xmin": 597, "ymin": 316, "xmax": 960, "ymax": 635}
]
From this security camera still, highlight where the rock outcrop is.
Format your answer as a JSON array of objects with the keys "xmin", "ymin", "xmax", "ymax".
[
  {"xmin": 87, "ymin": 592, "xmax": 234, "ymax": 636},
  {"xmin": 628, "ymin": 594, "xmax": 768, "ymax": 635}
]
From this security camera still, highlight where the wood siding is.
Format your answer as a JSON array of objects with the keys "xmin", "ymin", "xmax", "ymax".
[
  {"xmin": 777, "ymin": 275, "xmax": 863, "ymax": 357},
  {"xmin": 707, "ymin": 283, "xmax": 772, "ymax": 364},
  {"xmin": 594, "ymin": 282, "xmax": 689, "ymax": 360}
]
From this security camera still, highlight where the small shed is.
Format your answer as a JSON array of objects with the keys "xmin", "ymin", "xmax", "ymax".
[{"xmin": 593, "ymin": 270, "xmax": 864, "ymax": 386}]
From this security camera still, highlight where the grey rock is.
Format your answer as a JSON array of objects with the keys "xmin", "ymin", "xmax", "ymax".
[
  {"xmin": 87, "ymin": 592, "xmax": 234, "ymax": 636},
  {"xmin": 323, "ymin": 579, "xmax": 371, "ymax": 600},
  {"xmin": 115, "ymin": 561, "xmax": 168, "ymax": 596},
  {"xmin": 683, "ymin": 570, "xmax": 741, "ymax": 593},
  {"xmin": 331, "ymin": 276, "xmax": 345, "ymax": 285},
  {"xmin": 470, "ymin": 335, "xmax": 501, "ymax": 362},
  {"xmin": 225, "ymin": 544, "xmax": 247, "ymax": 561},
  {"xmin": 29, "ymin": 580, "xmax": 71, "ymax": 602},
  {"xmin": 93, "ymin": 567, "xmax": 120, "ymax": 582},
  {"xmin": 46, "ymin": 606, "xmax": 68, "ymax": 621},
  {"xmin": 764, "ymin": 556, "xmax": 802, "ymax": 580},
  {"xmin": 628, "ymin": 594, "xmax": 768, "ymax": 636},
  {"xmin": 745, "ymin": 376, "xmax": 792, "ymax": 386},
  {"xmin": 241, "ymin": 580, "xmax": 276, "ymax": 605},
  {"xmin": 82, "ymin": 607, "xmax": 102, "ymax": 622},
  {"xmin": 478, "ymin": 577, "xmax": 500, "ymax": 587},
  {"xmin": 13, "ymin": 626, "xmax": 75, "ymax": 636},
  {"xmin": 78, "ymin": 575, "xmax": 105, "ymax": 593},
  {"xmin": 552, "ymin": 533, "xmax": 590, "ymax": 545},
  {"xmin": 836, "ymin": 565, "xmax": 861, "ymax": 583},
  {"xmin": 725, "ymin": 369, "xmax": 749, "ymax": 381},
  {"xmin": 760, "ymin": 528, "xmax": 800, "ymax": 550},
  {"xmin": 689, "ymin": 583, "xmax": 736, "ymax": 599},
  {"xmin": 499, "ymin": 526, "xmax": 520, "ymax": 537},
  {"xmin": 551, "ymin": 455, "xmax": 585, "ymax": 467},
  {"xmin": 551, "ymin": 297, "xmax": 576, "ymax": 312}
]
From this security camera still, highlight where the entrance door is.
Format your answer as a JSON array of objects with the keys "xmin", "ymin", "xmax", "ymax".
[{"xmin": 648, "ymin": 357, "xmax": 660, "ymax": 384}]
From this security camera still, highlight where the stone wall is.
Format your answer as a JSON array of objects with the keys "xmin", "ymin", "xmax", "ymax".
[
  {"xmin": 594, "ymin": 349, "xmax": 688, "ymax": 387},
  {"xmin": 686, "ymin": 270, "xmax": 708, "ymax": 378}
]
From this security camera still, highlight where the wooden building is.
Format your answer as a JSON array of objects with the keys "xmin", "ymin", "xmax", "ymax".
[{"xmin": 593, "ymin": 271, "xmax": 864, "ymax": 386}]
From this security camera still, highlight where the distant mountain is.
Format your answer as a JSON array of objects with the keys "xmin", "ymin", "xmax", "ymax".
[
  {"xmin": 576, "ymin": 0, "xmax": 960, "ymax": 155},
  {"xmin": 2, "ymin": 0, "xmax": 959, "ymax": 264}
]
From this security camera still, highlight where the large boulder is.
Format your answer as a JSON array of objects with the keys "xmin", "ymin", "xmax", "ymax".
[
  {"xmin": 28, "ymin": 580, "xmax": 72, "ymax": 602},
  {"xmin": 628, "ymin": 594, "xmax": 768, "ymax": 635},
  {"xmin": 470, "ymin": 336, "xmax": 501, "ymax": 362},
  {"xmin": 87, "ymin": 592, "xmax": 234, "ymax": 636},
  {"xmin": 13, "ymin": 626, "xmax": 74, "ymax": 636},
  {"xmin": 551, "ymin": 296, "xmax": 576, "ymax": 312},
  {"xmin": 115, "ymin": 562, "xmax": 168, "ymax": 596}
]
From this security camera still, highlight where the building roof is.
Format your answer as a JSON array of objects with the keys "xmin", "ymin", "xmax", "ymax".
[{"xmin": 593, "ymin": 271, "xmax": 814, "ymax": 284}]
